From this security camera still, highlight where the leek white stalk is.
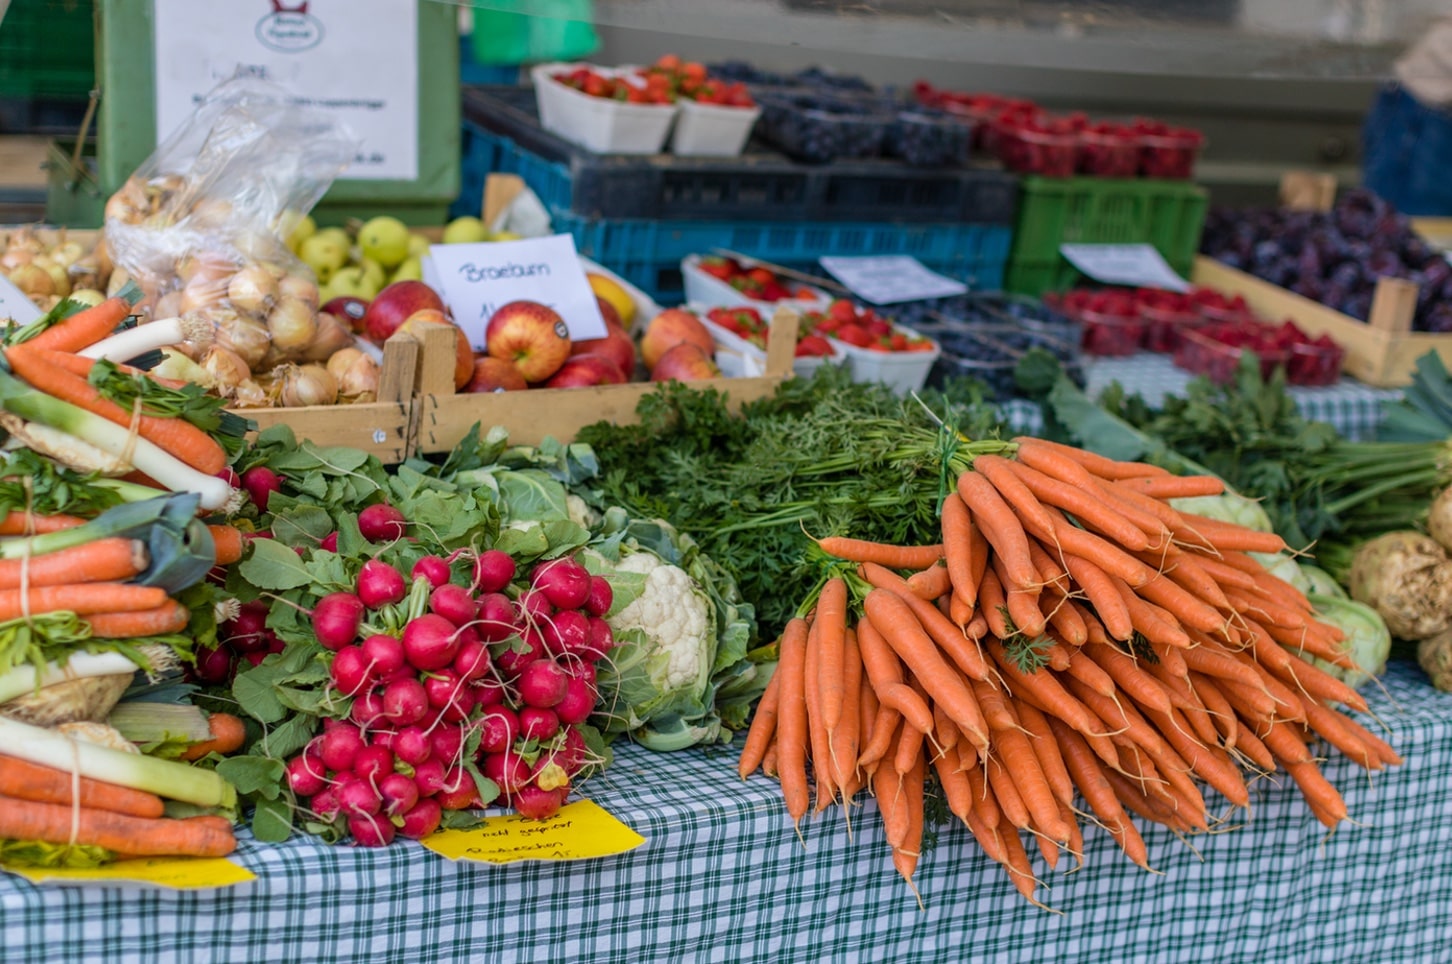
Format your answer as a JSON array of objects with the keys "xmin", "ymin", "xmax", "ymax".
[
  {"xmin": 80, "ymin": 315, "xmax": 215, "ymax": 362},
  {"xmin": 0, "ymin": 646, "xmax": 174, "ymax": 705},
  {"xmin": 0, "ymin": 715, "xmax": 237, "ymax": 808}
]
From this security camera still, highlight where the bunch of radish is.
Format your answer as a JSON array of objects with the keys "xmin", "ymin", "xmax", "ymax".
[
  {"xmin": 284, "ymin": 538, "xmax": 616, "ymax": 846},
  {"xmin": 193, "ymin": 599, "xmax": 288, "ymax": 684}
]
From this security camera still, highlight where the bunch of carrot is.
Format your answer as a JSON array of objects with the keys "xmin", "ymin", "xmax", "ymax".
[
  {"xmin": 738, "ymin": 436, "xmax": 1400, "ymax": 908},
  {"xmin": 0, "ymin": 754, "xmax": 236, "ymax": 858}
]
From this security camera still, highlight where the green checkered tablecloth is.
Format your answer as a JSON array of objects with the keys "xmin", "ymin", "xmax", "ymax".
[
  {"xmin": 2, "ymin": 660, "xmax": 1450, "ymax": 964},
  {"xmin": 1002, "ymin": 353, "xmax": 1404, "ymax": 441}
]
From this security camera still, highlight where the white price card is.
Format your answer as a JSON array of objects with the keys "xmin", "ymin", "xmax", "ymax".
[
  {"xmin": 1059, "ymin": 243, "xmax": 1191, "ymax": 293},
  {"xmin": 423, "ymin": 235, "xmax": 608, "ymax": 350},
  {"xmin": 152, "ymin": 0, "xmax": 419, "ymax": 180},
  {"xmin": 817, "ymin": 255, "xmax": 968, "ymax": 305},
  {"xmin": 0, "ymin": 275, "xmax": 41, "ymax": 326}
]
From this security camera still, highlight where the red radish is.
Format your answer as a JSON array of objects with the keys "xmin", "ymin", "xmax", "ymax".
[
  {"xmin": 412, "ymin": 757, "xmax": 446, "ymax": 797},
  {"xmin": 557, "ymin": 726, "xmax": 587, "ymax": 775},
  {"xmin": 541, "ymin": 609, "xmax": 590, "ymax": 658},
  {"xmin": 378, "ymin": 772, "xmax": 420, "ymax": 817},
  {"xmin": 311, "ymin": 787, "xmax": 341, "ymax": 822},
  {"xmin": 320, "ymin": 531, "xmax": 339, "ymax": 552},
  {"xmin": 286, "ymin": 754, "xmax": 327, "ymax": 796},
  {"xmin": 513, "ymin": 784, "xmax": 567, "ymax": 821},
  {"xmin": 435, "ymin": 769, "xmax": 478, "ymax": 811},
  {"xmin": 411, "ymin": 555, "xmax": 450, "ymax": 588},
  {"xmin": 452, "ymin": 638, "xmax": 490, "ymax": 681},
  {"xmin": 554, "ymin": 676, "xmax": 597, "ymax": 725},
  {"xmin": 217, "ymin": 466, "xmax": 241, "ymax": 487},
  {"xmin": 312, "ymin": 592, "xmax": 365, "ymax": 651},
  {"xmin": 585, "ymin": 617, "xmax": 615, "ymax": 660},
  {"xmin": 402, "ymin": 614, "xmax": 461, "ymax": 670},
  {"xmin": 330, "ymin": 645, "xmax": 373, "ymax": 696},
  {"xmin": 370, "ymin": 729, "xmax": 396, "ymax": 751},
  {"xmin": 429, "ymin": 584, "xmax": 476, "ymax": 627},
  {"xmin": 398, "ymin": 798, "xmax": 442, "ymax": 839},
  {"xmin": 349, "ymin": 688, "xmax": 387, "ymax": 727},
  {"xmin": 519, "ymin": 706, "xmax": 560, "ymax": 741},
  {"xmin": 352, "ymin": 745, "xmax": 394, "ymax": 784},
  {"xmin": 531, "ymin": 557, "xmax": 592, "ymax": 610},
  {"xmin": 518, "ymin": 660, "xmax": 569, "ymax": 708},
  {"xmin": 429, "ymin": 723, "xmax": 465, "ymax": 764},
  {"xmin": 471, "ymin": 678, "xmax": 506, "ymax": 708},
  {"xmin": 320, "ymin": 724, "xmax": 366, "ymax": 772},
  {"xmin": 516, "ymin": 589, "xmax": 553, "ymax": 625},
  {"xmin": 348, "ymin": 813, "xmax": 396, "ymax": 847},
  {"xmin": 494, "ymin": 630, "xmax": 543, "ymax": 676},
  {"xmin": 267, "ymin": 636, "xmax": 286, "ymax": 655},
  {"xmin": 225, "ymin": 602, "xmax": 269, "ymax": 653},
  {"xmin": 241, "ymin": 466, "xmax": 283, "ymax": 512},
  {"xmin": 585, "ymin": 575, "xmax": 613, "ymax": 617},
  {"xmin": 357, "ymin": 559, "xmax": 405, "ymax": 608},
  {"xmin": 393, "ymin": 725, "xmax": 432, "ymax": 766},
  {"xmin": 477, "ymin": 706, "xmax": 519, "ymax": 754},
  {"xmin": 358, "ymin": 503, "xmax": 407, "ymax": 542},
  {"xmin": 473, "ymin": 549, "xmax": 516, "ymax": 593},
  {"xmin": 241, "ymin": 650, "xmax": 267, "ymax": 668},
  {"xmin": 337, "ymin": 777, "xmax": 381, "ymax": 817},
  {"xmin": 381, "ymin": 676, "xmax": 428, "ymax": 726},
  {"xmin": 482, "ymin": 750, "xmax": 529, "ymax": 794},
  {"xmin": 424, "ymin": 669, "xmax": 470, "ymax": 709},
  {"xmin": 475, "ymin": 593, "xmax": 517, "ymax": 641},
  {"xmin": 361, "ymin": 634, "xmax": 406, "ymax": 677},
  {"xmin": 192, "ymin": 644, "xmax": 234, "ymax": 684}
]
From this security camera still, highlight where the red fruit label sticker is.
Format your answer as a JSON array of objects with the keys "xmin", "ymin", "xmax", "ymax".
[
  {"xmin": 421, "ymin": 799, "xmax": 646, "ymax": 864},
  {"xmin": 554, "ymin": 321, "xmax": 570, "ymax": 340}
]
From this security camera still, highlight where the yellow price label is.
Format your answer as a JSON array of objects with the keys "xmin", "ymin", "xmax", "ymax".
[
  {"xmin": 421, "ymin": 799, "xmax": 646, "ymax": 865},
  {"xmin": 3, "ymin": 857, "xmax": 255, "ymax": 890}
]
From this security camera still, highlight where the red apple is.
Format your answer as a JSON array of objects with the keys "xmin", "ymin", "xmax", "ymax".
[
  {"xmin": 640, "ymin": 308, "xmax": 714, "ymax": 370},
  {"xmin": 465, "ymin": 356, "xmax": 529, "ymax": 393},
  {"xmin": 484, "ymin": 300, "xmax": 572, "ymax": 383},
  {"xmin": 399, "ymin": 309, "xmax": 473, "ymax": 390},
  {"xmin": 595, "ymin": 296, "xmax": 622, "ymax": 331},
  {"xmin": 321, "ymin": 296, "xmax": 369, "ymax": 334},
  {"xmin": 544, "ymin": 354, "xmax": 628, "ymax": 389},
  {"xmin": 362, "ymin": 281, "xmax": 445, "ymax": 346},
  {"xmin": 569, "ymin": 320, "xmax": 637, "ymax": 379},
  {"xmin": 650, "ymin": 342, "xmax": 720, "ymax": 382}
]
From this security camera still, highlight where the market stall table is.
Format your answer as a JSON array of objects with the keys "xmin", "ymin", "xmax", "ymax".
[
  {"xmin": 3, "ymin": 661, "xmax": 1449, "ymax": 964},
  {"xmin": 1002, "ymin": 352, "xmax": 1404, "ymax": 441}
]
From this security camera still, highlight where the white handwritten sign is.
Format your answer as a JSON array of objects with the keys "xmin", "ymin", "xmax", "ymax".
[
  {"xmin": 423, "ymin": 235, "xmax": 608, "ymax": 350},
  {"xmin": 0, "ymin": 276, "xmax": 41, "ymax": 326},
  {"xmin": 1059, "ymin": 243, "xmax": 1191, "ymax": 293},
  {"xmin": 818, "ymin": 255, "xmax": 968, "ymax": 305}
]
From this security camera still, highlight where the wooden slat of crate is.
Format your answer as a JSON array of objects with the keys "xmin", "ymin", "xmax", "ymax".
[
  {"xmin": 414, "ymin": 308, "xmax": 799, "ymax": 454},
  {"xmin": 1191, "ymin": 255, "xmax": 1442, "ymax": 388}
]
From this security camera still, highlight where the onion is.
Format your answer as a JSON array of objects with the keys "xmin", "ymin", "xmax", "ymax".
[
  {"xmin": 105, "ymin": 267, "xmax": 133, "ymax": 298},
  {"xmin": 176, "ymin": 251, "xmax": 236, "ymax": 286},
  {"xmin": 7, "ymin": 263, "xmax": 54, "ymax": 297},
  {"xmin": 301, "ymin": 312, "xmax": 355, "ymax": 362},
  {"xmin": 207, "ymin": 309, "xmax": 271, "ymax": 369},
  {"xmin": 66, "ymin": 288, "xmax": 106, "ymax": 309},
  {"xmin": 49, "ymin": 241, "xmax": 86, "ymax": 268},
  {"xmin": 154, "ymin": 291, "xmax": 185, "ymax": 320},
  {"xmin": 338, "ymin": 353, "xmax": 380, "ymax": 399},
  {"xmin": 232, "ymin": 378, "xmax": 270, "ymax": 409},
  {"xmin": 278, "ymin": 274, "xmax": 320, "ymax": 311},
  {"xmin": 267, "ymin": 297, "xmax": 317, "ymax": 352},
  {"xmin": 187, "ymin": 198, "xmax": 234, "ymax": 228},
  {"xmin": 228, "ymin": 264, "xmax": 279, "ymax": 315},
  {"xmin": 276, "ymin": 363, "xmax": 338, "ymax": 407},
  {"xmin": 0, "ymin": 249, "xmax": 34, "ymax": 271},
  {"xmin": 200, "ymin": 346, "xmax": 252, "ymax": 394},
  {"xmin": 1348, "ymin": 531, "xmax": 1452, "ymax": 639},
  {"xmin": 67, "ymin": 254, "xmax": 105, "ymax": 292},
  {"xmin": 36, "ymin": 259, "xmax": 71, "ymax": 298},
  {"xmin": 179, "ymin": 275, "xmax": 227, "ymax": 314},
  {"xmin": 153, "ymin": 347, "xmax": 213, "ymax": 387},
  {"xmin": 326, "ymin": 347, "xmax": 366, "ymax": 382}
]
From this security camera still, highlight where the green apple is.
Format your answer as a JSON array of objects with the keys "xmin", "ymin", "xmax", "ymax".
[
  {"xmin": 389, "ymin": 257, "xmax": 423, "ymax": 283},
  {"xmin": 286, "ymin": 214, "xmax": 317, "ymax": 254},
  {"xmin": 315, "ymin": 226, "xmax": 351, "ymax": 249},
  {"xmin": 489, "ymin": 230, "xmax": 523, "ymax": 242},
  {"xmin": 358, "ymin": 257, "xmax": 387, "ymax": 291},
  {"xmin": 358, "ymin": 216, "xmax": 411, "ymax": 269},
  {"xmin": 408, "ymin": 233, "xmax": 432, "ymax": 258},
  {"xmin": 297, "ymin": 234, "xmax": 348, "ymax": 284},
  {"xmin": 328, "ymin": 266, "xmax": 379, "ymax": 301},
  {"xmin": 442, "ymin": 216, "xmax": 490, "ymax": 245}
]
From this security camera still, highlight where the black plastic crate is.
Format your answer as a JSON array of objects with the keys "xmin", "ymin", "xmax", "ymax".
[{"xmin": 460, "ymin": 86, "xmax": 1018, "ymax": 224}]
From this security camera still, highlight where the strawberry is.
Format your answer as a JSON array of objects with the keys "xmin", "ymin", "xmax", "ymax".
[
  {"xmin": 796, "ymin": 334, "xmax": 833, "ymax": 357},
  {"xmin": 836, "ymin": 324, "xmax": 873, "ymax": 348},
  {"xmin": 827, "ymin": 299, "xmax": 857, "ymax": 325},
  {"xmin": 697, "ymin": 255, "xmax": 737, "ymax": 282},
  {"xmin": 747, "ymin": 267, "xmax": 776, "ymax": 286}
]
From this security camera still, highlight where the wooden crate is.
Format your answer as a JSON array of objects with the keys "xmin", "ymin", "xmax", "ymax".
[
  {"xmin": 413, "ymin": 309, "xmax": 798, "ymax": 454},
  {"xmin": 1190, "ymin": 255, "xmax": 1435, "ymax": 388}
]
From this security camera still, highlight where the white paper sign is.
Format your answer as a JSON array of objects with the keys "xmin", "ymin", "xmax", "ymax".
[
  {"xmin": 423, "ymin": 235, "xmax": 608, "ymax": 350},
  {"xmin": 152, "ymin": 0, "xmax": 419, "ymax": 180},
  {"xmin": 817, "ymin": 256, "xmax": 968, "ymax": 305},
  {"xmin": 0, "ymin": 276, "xmax": 41, "ymax": 326},
  {"xmin": 1059, "ymin": 244, "xmax": 1191, "ymax": 293}
]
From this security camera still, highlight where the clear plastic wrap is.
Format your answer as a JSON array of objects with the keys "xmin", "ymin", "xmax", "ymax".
[{"xmin": 104, "ymin": 74, "xmax": 363, "ymax": 407}]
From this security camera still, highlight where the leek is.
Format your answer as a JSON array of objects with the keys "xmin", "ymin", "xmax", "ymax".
[
  {"xmin": 79, "ymin": 316, "xmax": 214, "ymax": 363},
  {"xmin": 0, "ymin": 715, "xmax": 236, "ymax": 808}
]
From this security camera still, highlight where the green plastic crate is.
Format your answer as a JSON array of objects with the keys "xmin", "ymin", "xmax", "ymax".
[
  {"xmin": 94, "ymin": 0, "xmax": 458, "ymax": 225},
  {"xmin": 44, "ymin": 138, "xmax": 105, "ymax": 228},
  {"xmin": 0, "ymin": 0, "xmax": 95, "ymax": 99},
  {"xmin": 1004, "ymin": 176, "xmax": 1208, "ymax": 296}
]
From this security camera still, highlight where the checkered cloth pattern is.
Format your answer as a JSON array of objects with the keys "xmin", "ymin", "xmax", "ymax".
[
  {"xmin": 1003, "ymin": 353, "xmax": 1403, "ymax": 442},
  {"xmin": 2, "ymin": 660, "xmax": 1449, "ymax": 964}
]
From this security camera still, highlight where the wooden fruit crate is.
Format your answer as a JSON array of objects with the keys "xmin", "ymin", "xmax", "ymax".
[
  {"xmin": 1190, "ymin": 255, "xmax": 1431, "ymax": 388},
  {"xmin": 412, "ymin": 308, "xmax": 798, "ymax": 454}
]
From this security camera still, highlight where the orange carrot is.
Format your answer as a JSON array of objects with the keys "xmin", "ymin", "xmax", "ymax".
[
  {"xmin": 856, "ymin": 615, "xmax": 934, "ymax": 735},
  {"xmin": 932, "ymin": 701, "xmax": 960, "ymax": 762},
  {"xmin": 0, "ymin": 755, "xmax": 165, "ymax": 818},
  {"xmin": 1060, "ymin": 553, "xmax": 1134, "ymax": 641},
  {"xmin": 949, "ymin": 592, "xmax": 973, "ymax": 633},
  {"xmin": 995, "ymin": 721, "xmax": 1072, "ymax": 842},
  {"xmin": 803, "ymin": 616, "xmax": 835, "ymax": 812},
  {"xmin": 995, "ymin": 823, "xmax": 1042, "ymax": 904},
  {"xmin": 1171, "ymin": 516, "xmax": 1288, "ymax": 554},
  {"xmin": 988, "ymin": 641, "xmax": 1111, "ymax": 746},
  {"xmin": 816, "ymin": 577, "xmax": 848, "ymax": 734},
  {"xmin": 21, "ymin": 297, "xmax": 131, "ymax": 352},
  {"xmin": 1297, "ymin": 694, "xmax": 1381, "ymax": 771},
  {"xmin": 0, "ymin": 511, "xmax": 86, "ymax": 535},
  {"xmin": 891, "ymin": 754, "xmax": 927, "ymax": 888},
  {"xmin": 1005, "ymin": 458, "xmax": 1151, "ymax": 552},
  {"xmin": 84, "ymin": 600, "xmax": 190, "ymax": 638},
  {"xmin": 1012, "ymin": 437, "xmax": 1171, "ymax": 481},
  {"xmin": 1040, "ymin": 589, "xmax": 1087, "ymax": 646},
  {"xmin": 1133, "ymin": 573, "xmax": 1228, "ymax": 635},
  {"xmin": 1114, "ymin": 474, "xmax": 1226, "ymax": 500},
  {"xmin": 774, "ymin": 618, "xmax": 812, "ymax": 829},
  {"xmin": 832, "ymin": 627, "xmax": 864, "ymax": 795},
  {"xmin": 1031, "ymin": 511, "xmax": 1156, "ymax": 588},
  {"xmin": 1014, "ymin": 702, "xmax": 1074, "ymax": 810},
  {"xmin": 940, "ymin": 492, "xmax": 979, "ymax": 608},
  {"xmin": 957, "ymin": 469, "xmax": 1038, "ymax": 591},
  {"xmin": 985, "ymin": 753, "xmax": 1033, "ymax": 831},
  {"xmin": 208, "ymin": 525, "xmax": 246, "ymax": 566},
  {"xmin": 0, "ymin": 583, "xmax": 168, "ymax": 620},
  {"xmin": 1144, "ymin": 705, "xmax": 1250, "ymax": 808},
  {"xmin": 178, "ymin": 712, "xmax": 247, "ymax": 762},
  {"xmin": 859, "ymin": 563, "xmax": 994, "ymax": 682},
  {"xmin": 1284, "ymin": 760, "xmax": 1348, "ymax": 828},
  {"xmin": 738, "ymin": 663, "xmax": 782, "ymax": 779},
  {"xmin": 815, "ymin": 536, "xmax": 942, "ymax": 570},
  {"xmin": 992, "ymin": 553, "xmax": 1047, "ymax": 637},
  {"xmin": 0, "ymin": 793, "xmax": 235, "ymax": 857},
  {"xmin": 1108, "ymin": 574, "xmax": 1192, "ymax": 649},
  {"xmin": 903, "ymin": 563, "xmax": 952, "ymax": 600},
  {"xmin": 933, "ymin": 742, "xmax": 975, "ymax": 825},
  {"xmin": 1084, "ymin": 642, "xmax": 1174, "ymax": 718},
  {"xmin": 970, "ymin": 676, "xmax": 1019, "ymax": 733},
  {"xmin": 971, "ymin": 454, "xmax": 1060, "ymax": 540},
  {"xmin": 978, "ymin": 568, "xmax": 1013, "ymax": 640},
  {"xmin": 893, "ymin": 698, "xmax": 928, "ymax": 776},
  {"xmin": 1047, "ymin": 717, "xmax": 1150, "ymax": 871},
  {"xmin": 0, "ymin": 538, "xmax": 145, "ymax": 589}
]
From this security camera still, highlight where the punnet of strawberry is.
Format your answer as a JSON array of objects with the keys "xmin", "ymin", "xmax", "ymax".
[
  {"xmin": 552, "ymin": 66, "xmax": 675, "ymax": 104},
  {"xmin": 637, "ymin": 55, "xmax": 755, "ymax": 108},
  {"xmin": 803, "ymin": 299, "xmax": 935, "ymax": 353},
  {"xmin": 705, "ymin": 306, "xmax": 835, "ymax": 358},
  {"xmin": 694, "ymin": 255, "xmax": 822, "ymax": 303}
]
